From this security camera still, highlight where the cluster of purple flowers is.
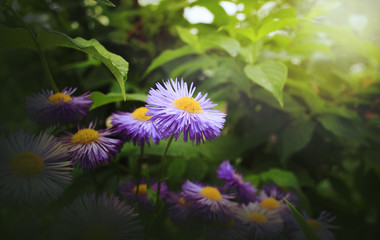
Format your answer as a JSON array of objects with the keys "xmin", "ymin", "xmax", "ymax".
[{"xmin": 118, "ymin": 160, "xmax": 337, "ymax": 240}]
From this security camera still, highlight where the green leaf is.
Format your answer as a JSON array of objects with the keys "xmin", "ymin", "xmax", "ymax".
[
  {"xmin": 245, "ymin": 174, "xmax": 260, "ymax": 186},
  {"xmin": 284, "ymin": 199, "xmax": 320, "ymax": 240},
  {"xmin": 176, "ymin": 26, "xmax": 199, "ymax": 49},
  {"xmin": 168, "ymin": 158, "xmax": 187, "ymax": 180},
  {"xmin": 90, "ymin": 91, "xmax": 146, "ymax": 110},
  {"xmin": 146, "ymin": 187, "xmax": 157, "ymax": 206},
  {"xmin": 0, "ymin": 24, "xmax": 36, "ymax": 50},
  {"xmin": 244, "ymin": 61, "xmax": 288, "ymax": 107},
  {"xmin": 279, "ymin": 118, "xmax": 316, "ymax": 163},
  {"xmin": 317, "ymin": 115, "xmax": 364, "ymax": 142},
  {"xmin": 257, "ymin": 18, "xmax": 302, "ymax": 40},
  {"xmin": 95, "ymin": 0, "xmax": 116, "ymax": 7},
  {"xmin": 144, "ymin": 46, "xmax": 197, "ymax": 77},
  {"xmin": 218, "ymin": 38, "xmax": 241, "ymax": 57},
  {"xmin": 260, "ymin": 168, "xmax": 301, "ymax": 192},
  {"xmin": 186, "ymin": 158, "xmax": 208, "ymax": 180},
  {"xmin": 37, "ymin": 28, "xmax": 129, "ymax": 100}
]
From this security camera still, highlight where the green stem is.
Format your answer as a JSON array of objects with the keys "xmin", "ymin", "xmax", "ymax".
[
  {"xmin": 155, "ymin": 134, "xmax": 174, "ymax": 208},
  {"xmin": 6, "ymin": 4, "xmax": 59, "ymax": 92},
  {"xmin": 134, "ymin": 144, "xmax": 145, "ymax": 202}
]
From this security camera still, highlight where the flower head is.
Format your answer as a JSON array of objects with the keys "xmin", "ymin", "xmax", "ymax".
[
  {"xmin": 291, "ymin": 211, "xmax": 339, "ymax": 240},
  {"xmin": 217, "ymin": 160, "xmax": 257, "ymax": 204},
  {"xmin": 61, "ymin": 122, "xmax": 123, "ymax": 169},
  {"xmin": 0, "ymin": 130, "xmax": 72, "ymax": 204},
  {"xmin": 53, "ymin": 193, "xmax": 143, "ymax": 240},
  {"xmin": 182, "ymin": 180, "xmax": 237, "ymax": 221},
  {"xmin": 260, "ymin": 184, "xmax": 299, "ymax": 205},
  {"xmin": 236, "ymin": 202, "xmax": 284, "ymax": 240},
  {"xmin": 146, "ymin": 79, "xmax": 226, "ymax": 145},
  {"xmin": 118, "ymin": 179, "xmax": 168, "ymax": 211},
  {"xmin": 111, "ymin": 107, "xmax": 162, "ymax": 146},
  {"xmin": 26, "ymin": 87, "xmax": 92, "ymax": 126},
  {"xmin": 166, "ymin": 191, "xmax": 192, "ymax": 221}
]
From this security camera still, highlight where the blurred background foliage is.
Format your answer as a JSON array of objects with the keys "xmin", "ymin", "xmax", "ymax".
[{"xmin": 1, "ymin": 0, "xmax": 380, "ymax": 239}]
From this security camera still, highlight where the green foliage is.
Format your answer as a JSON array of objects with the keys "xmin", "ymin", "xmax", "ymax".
[{"xmin": 284, "ymin": 199, "xmax": 320, "ymax": 240}]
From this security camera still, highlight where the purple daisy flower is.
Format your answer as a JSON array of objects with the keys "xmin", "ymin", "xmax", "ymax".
[
  {"xmin": 61, "ymin": 122, "xmax": 123, "ymax": 169},
  {"xmin": 118, "ymin": 179, "xmax": 168, "ymax": 211},
  {"xmin": 0, "ymin": 130, "xmax": 72, "ymax": 204},
  {"xmin": 26, "ymin": 87, "xmax": 92, "ymax": 126},
  {"xmin": 182, "ymin": 180, "xmax": 238, "ymax": 221},
  {"xmin": 53, "ymin": 193, "xmax": 143, "ymax": 240},
  {"xmin": 111, "ymin": 107, "xmax": 162, "ymax": 146},
  {"xmin": 236, "ymin": 202, "xmax": 284, "ymax": 240},
  {"xmin": 260, "ymin": 184, "xmax": 299, "ymax": 204},
  {"xmin": 217, "ymin": 160, "xmax": 257, "ymax": 204},
  {"xmin": 146, "ymin": 78, "xmax": 226, "ymax": 145},
  {"xmin": 291, "ymin": 211, "xmax": 339, "ymax": 240},
  {"xmin": 166, "ymin": 191, "xmax": 192, "ymax": 221}
]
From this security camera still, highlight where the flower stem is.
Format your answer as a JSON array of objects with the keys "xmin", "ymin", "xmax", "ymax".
[
  {"xmin": 155, "ymin": 134, "xmax": 174, "ymax": 207},
  {"xmin": 6, "ymin": 4, "xmax": 59, "ymax": 92},
  {"xmin": 134, "ymin": 145, "xmax": 145, "ymax": 202}
]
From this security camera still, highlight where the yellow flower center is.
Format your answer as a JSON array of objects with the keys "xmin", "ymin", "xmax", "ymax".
[
  {"xmin": 132, "ymin": 184, "xmax": 147, "ymax": 195},
  {"xmin": 248, "ymin": 213, "xmax": 268, "ymax": 223},
  {"xmin": 173, "ymin": 97, "xmax": 202, "ymax": 113},
  {"xmin": 82, "ymin": 226, "xmax": 113, "ymax": 240},
  {"xmin": 47, "ymin": 93, "xmax": 72, "ymax": 104},
  {"xmin": 71, "ymin": 129, "xmax": 100, "ymax": 144},
  {"xmin": 200, "ymin": 186, "xmax": 222, "ymax": 201},
  {"xmin": 132, "ymin": 107, "xmax": 152, "ymax": 121},
  {"xmin": 233, "ymin": 173, "xmax": 244, "ymax": 184},
  {"xmin": 260, "ymin": 197, "xmax": 279, "ymax": 209},
  {"xmin": 307, "ymin": 219, "xmax": 322, "ymax": 232},
  {"xmin": 10, "ymin": 152, "xmax": 45, "ymax": 177}
]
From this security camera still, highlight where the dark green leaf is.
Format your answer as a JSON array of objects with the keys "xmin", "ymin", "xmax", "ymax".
[
  {"xmin": 244, "ymin": 61, "xmax": 288, "ymax": 106},
  {"xmin": 90, "ymin": 91, "xmax": 146, "ymax": 110},
  {"xmin": 95, "ymin": 0, "xmax": 116, "ymax": 7},
  {"xmin": 38, "ymin": 28, "xmax": 129, "ymax": 100},
  {"xmin": 168, "ymin": 158, "xmax": 187, "ymax": 180},
  {"xmin": 0, "ymin": 24, "xmax": 36, "ymax": 50},
  {"xmin": 186, "ymin": 158, "xmax": 208, "ymax": 181},
  {"xmin": 317, "ymin": 115, "xmax": 364, "ymax": 142},
  {"xmin": 284, "ymin": 199, "xmax": 320, "ymax": 240}
]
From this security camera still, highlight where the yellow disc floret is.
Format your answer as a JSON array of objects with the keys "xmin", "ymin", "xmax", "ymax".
[
  {"xmin": 260, "ymin": 198, "xmax": 280, "ymax": 209},
  {"xmin": 71, "ymin": 129, "xmax": 100, "ymax": 144},
  {"xmin": 248, "ymin": 213, "xmax": 268, "ymax": 223},
  {"xmin": 173, "ymin": 97, "xmax": 202, "ymax": 113},
  {"xmin": 132, "ymin": 107, "xmax": 152, "ymax": 122},
  {"xmin": 10, "ymin": 152, "xmax": 45, "ymax": 177},
  {"xmin": 200, "ymin": 186, "xmax": 222, "ymax": 201},
  {"xmin": 132, "ymin": 184, "xmax": 147, "ymax": 195},
  {"xmin": 307, "ymin": 219, "xmax": 322, "ymax": 232},
  {"xmin": 47, "ymin": 93, "xmax": 72, "ymax": 104}
]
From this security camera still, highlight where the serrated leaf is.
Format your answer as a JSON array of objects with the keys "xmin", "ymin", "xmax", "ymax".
[
  {"xmin": 144, "ymin": 46, "xmax": 197, "ymax": 77},
  {"xmin": 90, "ymin": 91, "xmax": 146, "ymax": 110},
  {"xmin": 284, "ymin": 199, "xmax": 320, "ymax": 240},
  {"xmin": 95, "ymin": 0, "xmax": 115, "ymax": 7},
  {"xmin": 0, "ymin": 24, "xmax": 36, "ymax": 50},
  {"xmin": 37, "ymin": 28, "xmax": 129, "ymax": 100},
  {"xmin": 244, "ymin": 61, "xmax": 287, "ymax": 106}
]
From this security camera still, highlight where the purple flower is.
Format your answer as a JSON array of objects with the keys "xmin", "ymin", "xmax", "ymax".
[
  {"xmin": 236, "ymin": 202, "xmax": 284, "ymax": 240},
  {"xmin": 291, "ymin": 211, "xmax": 339, "ymax": 240},
  {"xmin": 146, "ymin": 79, "xmax": 226, "ymax": 145},
  {"xmin": 118, "ymin": 179, "xmax": 168, "ymax": 211},
  {"xmin": 259, "ymin": 184, "xmax": 299, "ymax": 204},
  {"xmin": 166, "ymin": 191, "xmax": 191, "ymax": 221},
  {"xmin": 111, "ymin": 107, "xmax": 162, "ymax": 146},
  {"xmin": 26, "ymin": 87, "xmax": 92, "ymax": 126},
  {"xmin": 0, "ymin": 130, "xmax": 72, "ymax": 204},
  {"xmin": 54, "ymin": 193, "xmax": 143, "ymax": 240},
  {"xmin": 182, "ymin": 180, "xmax": 238, "ymax": 221},
  {"xmin": 61, "ymin": 122, "xmax": 123, "ymax": 169},
  {"xmin": 217, "ymin": 160, "xmax": 257, "ymax": 204}
]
